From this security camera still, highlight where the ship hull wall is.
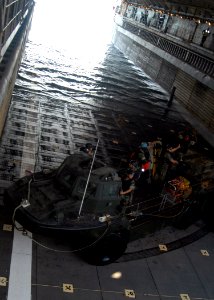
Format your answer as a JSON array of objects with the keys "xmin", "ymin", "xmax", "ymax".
[
  {"xmin": 112, "ymin": 24, "xmax": 214, "ymax": 133},
  {"xmin": 0, "ymin": 10, "xmax": 34, "ymax": 138}
]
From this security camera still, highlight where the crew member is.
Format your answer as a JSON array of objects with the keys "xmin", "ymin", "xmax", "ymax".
[
  {"xmin": 120, "ymin": 170, "xmax": 135, "ymax": 204},
  {"xmin": 80, "ymin": 143, "xmax": 95, "ymax": 157}
]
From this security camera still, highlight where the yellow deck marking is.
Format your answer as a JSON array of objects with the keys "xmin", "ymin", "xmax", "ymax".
[
  {"xmin": 0, "ymin": 277, "xmax": 7, "ymax": 286},
  {"xmin": 3, "ymin": 224, "xmax": 13, "ymax": 231},
  {"xmin": 159, "ymin": 244, "xmax": 168, "ymax": 251},
  {"xmin": 200, "ymin": 250, "xmax": 209, "ymax": 256},
  {"xmin": 180, "ymin": 294, "xmax": 190, "ymax": 300},
  {"xmin": 63, "ymin": 283, "xmax": 74, "ymax": 293},
  {"xmin": 125, "ymin": 289, "xmax": 135, "ymax": 298}
]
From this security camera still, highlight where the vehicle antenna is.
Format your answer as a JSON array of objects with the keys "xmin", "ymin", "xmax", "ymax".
[{"xmin": 78, "ymin": 139, "xmax": 99, "ymax": 218}]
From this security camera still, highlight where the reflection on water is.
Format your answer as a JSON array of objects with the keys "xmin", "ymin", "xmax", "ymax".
[
  {"xmin": 31, "ymin": 0, "xmax": 116, "ymax": 58},
  {"xmin": 0, "ymin": 0, "xmax": 187, "ymax": 179},
  {"xmin": 21, "ymin": 0, "xmax": 168, "ymax": 111}
]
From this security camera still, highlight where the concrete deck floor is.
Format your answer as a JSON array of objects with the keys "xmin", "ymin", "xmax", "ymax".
[{"xmin": 0, "ymin": 204, "xmax": 214, "ymax": 300}]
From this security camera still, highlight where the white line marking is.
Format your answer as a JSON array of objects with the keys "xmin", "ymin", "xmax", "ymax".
[{"xmin": 7, "ymin": 227, "xmax": 32, "ymax": 300}]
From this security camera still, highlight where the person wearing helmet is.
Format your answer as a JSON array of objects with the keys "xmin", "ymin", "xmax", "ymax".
[
  {"xmin": 163, "ymin": 143, "xmax": 182, "ymax": 179},
  {"xmin": 128, "ymin": 160, "xmax": 141, "ymax": 181},
  {"xmin": 80, "ymin": 143, "xmax": 95, "ymax": 157},
  {"xmin": 165, "ymin": 143, "xmax": 181, "ymax": 166},
  {"xmin": 119, "ymin": 170, "xmax": 135, "ymax": 205}
]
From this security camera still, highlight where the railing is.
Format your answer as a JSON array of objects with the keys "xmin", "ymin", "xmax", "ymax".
[
  {"xmin": 122, "ymin": 20, "xmax": 214, "ymax": 78},
  {"xmin": 0, "ymin": 0, "xmax": 34, "ymax": 55}
]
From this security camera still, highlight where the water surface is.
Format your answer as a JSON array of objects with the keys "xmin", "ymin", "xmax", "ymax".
[{"xmin": 0, "ymin": 0, "xmax": 186, "ymax": 178}]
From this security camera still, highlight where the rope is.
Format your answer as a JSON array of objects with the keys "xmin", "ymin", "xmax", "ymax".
[
  {"xmin": 24, "ymin": 221, "xmax": 110, "ymax": 253},
  {"xmin": 11, "ymin": 200, "xmax": 112, "ymax": 253}
]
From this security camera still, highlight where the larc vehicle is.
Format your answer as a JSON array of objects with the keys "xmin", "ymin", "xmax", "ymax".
[{"xmin": 4, "ymin": 146, "xmax": 212, "ymax": 265}]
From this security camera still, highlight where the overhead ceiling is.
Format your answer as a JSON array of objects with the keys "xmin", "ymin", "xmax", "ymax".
[{"xmin": 127, "ymin": 0, "xmax": 214, "ymax": 19}]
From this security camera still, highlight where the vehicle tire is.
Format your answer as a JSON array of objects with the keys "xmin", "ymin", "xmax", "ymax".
[
  {"xmin": 80, "ymin": 230, "xmax": 129, "ymax": 265},
  {"xmin": 172, "ymin": 201, "xmax": 200, "ymax": 230},
  {"xmin": 201, "ymin": 194, "xmax": 214, "ymax": 231},
  {"xmin": 172, "ymin": 208, "xmax": 195, "ymax": 229},
  {"xmin": 3, "ymin": 190, "xmax": 14, "ymax": 213}
]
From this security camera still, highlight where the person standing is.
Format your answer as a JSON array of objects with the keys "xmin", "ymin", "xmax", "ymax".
[
  {"xmin": 120, "ymin": 170, "xmax": 135, "ymax": 204},
  {"xmin": 200, "ymin": 28, "xmax": 210, "ymax": 47}
]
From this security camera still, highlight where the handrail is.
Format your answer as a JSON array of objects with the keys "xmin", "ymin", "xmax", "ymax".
[
  {"xmin": 122, "ymin": 20, "xmax": 214, "ymax": 78},
  {"xmin": 2, "ymin": 10, "xmax": 22, "ymax": 32},
  {"xmin": 6, "ymin": 0, "xmax": 20, "ymax": 8}
]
